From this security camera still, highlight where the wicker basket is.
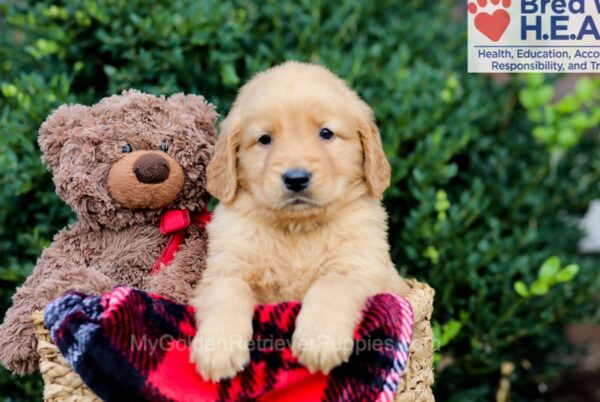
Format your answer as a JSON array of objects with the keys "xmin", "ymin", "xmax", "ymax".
[
  {"xmin": 31, "ymin": 312, "xmax": 101, "ymax": 402},
  {"xmin": 395, "ymin": 279, "xmax": 436, "ymax": 402},
  {"xmin": 31, "ymin": 280, "xmax": 434, "ymax": 402}
]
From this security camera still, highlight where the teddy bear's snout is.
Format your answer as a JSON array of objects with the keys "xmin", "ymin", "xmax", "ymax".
[
  {"xmin": 108, "ymin": 150, "xmax": 185, "ymax": 209},
  {"xmin": 133, "ymin": 153, "xmax": 170, "ymax": 184}
]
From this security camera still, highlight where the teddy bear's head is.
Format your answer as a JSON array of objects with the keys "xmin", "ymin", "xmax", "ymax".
[{"xmin": 38, "ymin": 90, "xmax": 217, "ymax": 229}]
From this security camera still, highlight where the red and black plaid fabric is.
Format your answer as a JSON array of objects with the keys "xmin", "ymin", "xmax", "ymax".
[{"xmin": 44, "ymin": 287, "xmax": 413, "ymax": 402}]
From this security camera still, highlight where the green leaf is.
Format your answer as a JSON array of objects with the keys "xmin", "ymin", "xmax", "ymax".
[
  {"xmin": 443, "ymin": 320, "xmax": 462, "ymax": 342},
  {"xmin": 220, "ymin": 63, "xmax": 240, "ymax": 87},
  {"xmin": 73, "ymin": 61, "xmax": 84, "ymax": 72},
  {"xmin": 0, "ymin": 83, "xmax": 18, "ymax": 97},
  {"xmin": 556, "ymin": 264, "xmax": 579, "ymax": 283},
  {"xmin": 570, "ymin": 112, "xmax": 591, "ymax": 131},
  {"xmin": 438, "ymin": 320, "xmax": 462, "ymax": 347},
  {"xmin": 527, "ymin": 109, "xmax": 543, "ymax": 123},
  {"xmin": 519, "ymin": 88, "xmax": 536, "ymax": 108},
  {"xmin": 537, "ymin": 85, "xmax": 555, "ymax": 104},
  {"xmin": 539, "ymin": 256, "xmax": 561, "ymax": 282},
  {"xmin": 435, "ymin": 189, "xmax": 450, "ymax": 211},
  {"xmin": 514, "ymin": 281, "xmax": 530, "ymax": 298},
  {"xmin": 555, "ymin": 95, "xmax": 579, "ymax": 113},
  {"xmin": 424, "ymin": 246, "xmax": 440, "ymax": 264},
  {"xmin": 544, "ymin": 106, "xmax": 557, "ymax": 125},
  {"xmin": 526, "ymin": 73, "xmax": 544, "ymax": 88},
  {"xmin": 530, "ymin": 280, "xmax": 550, "ymax": 296},
  {"xmin": 532, "ymin": 126, "xmax": 554, "ymax": 142},
  {"xmin": 557, "ymin": 129, "xmax": 578, "ymax": 149},
  {"xmin": 575, "ymin": 78, "xmax": 594, "ymax": 101}
]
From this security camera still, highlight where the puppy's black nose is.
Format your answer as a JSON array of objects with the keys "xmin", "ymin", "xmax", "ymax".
[{"xmin": 282, "ymin": 168, "xmax": 311, "ymax": 192}]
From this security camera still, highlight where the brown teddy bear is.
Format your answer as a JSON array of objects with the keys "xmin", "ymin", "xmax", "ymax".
[{"xmin": 0, "ymin": 90, "xmax": 217, "ymax": 375}]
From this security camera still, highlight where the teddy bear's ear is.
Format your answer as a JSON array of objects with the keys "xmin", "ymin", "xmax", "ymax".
[
  {"xmin": 38, "ymin": 104, "xmax": 93, "ymax": 172},
  {"xmin": 167, "ymin": 94, "xmax": 218, "ymax": 134}
]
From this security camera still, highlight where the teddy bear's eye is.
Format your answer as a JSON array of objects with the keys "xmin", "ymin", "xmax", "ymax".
[
  {"xmin": 159, "ymin": 141, "xmax": 169, "ymax": 152},
  {"xmin": 122, "ymin": 143, "xmax": 133, "ymax": 153}
]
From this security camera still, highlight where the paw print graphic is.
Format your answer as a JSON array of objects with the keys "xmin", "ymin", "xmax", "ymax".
[{"xmin": 468, "ymin": 0, "xmax": 512, "ymax": 42}]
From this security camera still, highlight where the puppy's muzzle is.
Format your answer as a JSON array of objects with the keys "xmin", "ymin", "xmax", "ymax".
[{"xmin": 282, "ymin": 168, "xmax": 311, "ymax": 192}]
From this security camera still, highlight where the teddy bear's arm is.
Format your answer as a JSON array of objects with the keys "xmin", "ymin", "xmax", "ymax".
[
  {"xmin": 145, "ymin": 227, "xmax": 208, "ymax": 304},
  {"xmin": 0, "ymin": 228, "xmax": 116, "ymax": 375}
]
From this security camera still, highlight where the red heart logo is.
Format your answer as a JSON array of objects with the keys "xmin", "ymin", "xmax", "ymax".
[{"xmin": 474, "ymin": 10, "xmax": 510, "ymax": 42}]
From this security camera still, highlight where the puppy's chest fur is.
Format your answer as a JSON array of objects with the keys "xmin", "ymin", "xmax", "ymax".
[
  {"xmin": 208, "ymin": 214, "xmax": 346, "ymax": 303},
  {"xmin": 249, "ymin": 231, "xmax": 333, "ymax": 302}
]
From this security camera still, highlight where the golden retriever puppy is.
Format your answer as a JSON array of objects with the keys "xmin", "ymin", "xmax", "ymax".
[{"xmin": 190, "ymin": 61, "xmax": 410, "ymax": 382}]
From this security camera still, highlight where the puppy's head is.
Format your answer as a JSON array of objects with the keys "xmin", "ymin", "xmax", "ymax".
[{"xmin": 208, "ymin": 62, "xmax": 390, "ymax": 218}]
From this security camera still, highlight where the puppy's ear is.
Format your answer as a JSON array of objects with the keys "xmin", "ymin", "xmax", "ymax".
[
  {"xmin": 358, "ymin": 109, "xmax": 391, "ymax": 200},
  {"xmin": 207, "ymin": 114, "xmax": 240, "ymax": 204}
]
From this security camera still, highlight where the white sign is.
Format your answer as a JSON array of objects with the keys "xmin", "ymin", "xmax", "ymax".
[{"xmin": 468, "ymin": 0, "xmax": 600, "ymax": 73}]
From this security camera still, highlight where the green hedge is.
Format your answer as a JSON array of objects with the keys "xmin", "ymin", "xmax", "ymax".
[{"xmin": 1, "ymin": 1, "xmax": 599, "ymax": 400}]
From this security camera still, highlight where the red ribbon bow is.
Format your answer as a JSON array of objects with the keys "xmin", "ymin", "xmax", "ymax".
[{"xmin": 150, "ymin": 208, "xmax": 212, "ymax": 275}]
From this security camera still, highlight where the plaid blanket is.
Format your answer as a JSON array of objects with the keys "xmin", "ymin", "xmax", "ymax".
[{"xmin": 44, "ymin": 287, "xmax": 413, "ymax": 402}]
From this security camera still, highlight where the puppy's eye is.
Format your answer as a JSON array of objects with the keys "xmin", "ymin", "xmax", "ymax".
[
  {"xmin": 258, "ymin": 134, "xmax": 272, "ymax": 146},
  {"xmin": 122, "ymin": 143, "xmax": 133, "ymax": 153},
  {"xmin": 319, "ymin": 128, "xmax": 334, "ymax": 140},
  {"xmin": 159, "ymin": 141, "xmax": 169, "ymax": 152}
]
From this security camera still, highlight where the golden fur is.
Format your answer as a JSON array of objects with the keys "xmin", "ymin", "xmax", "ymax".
[{"xmin": 190, "ymin": 61, "xmax": 409, "ymax": 381}]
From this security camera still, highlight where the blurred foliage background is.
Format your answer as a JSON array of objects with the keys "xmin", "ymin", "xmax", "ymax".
[{"xmin": 0, "ymin": 0, "xmax": 599, "ymax": 401}]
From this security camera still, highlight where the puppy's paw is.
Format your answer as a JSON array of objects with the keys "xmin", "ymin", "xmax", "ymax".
[
  {"xmin": 291, "ymin": 311, "xmax": 355, "ymax": 374},
  {"xmin": 190, "ymin": 323, "xmax": 251, "ymax": 382}
]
